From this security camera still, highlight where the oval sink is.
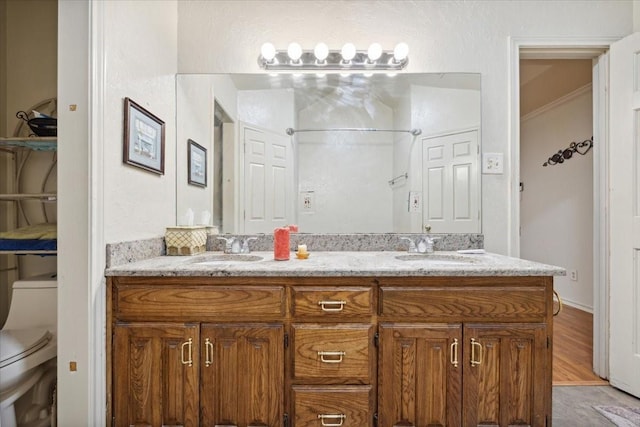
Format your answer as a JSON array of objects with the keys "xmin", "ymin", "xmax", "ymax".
[
  {"xmin": 395, "ymin": 254, "xmax": 475, "ymax": 265},
  {"xmin": 190, "ymin": 254, "xmax": 264, "ymax": 264}
]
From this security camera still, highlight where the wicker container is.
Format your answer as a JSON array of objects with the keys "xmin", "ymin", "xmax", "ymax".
[{"xmin": 165, "ymin": 226, "xmax": 207, "ymax": 256}]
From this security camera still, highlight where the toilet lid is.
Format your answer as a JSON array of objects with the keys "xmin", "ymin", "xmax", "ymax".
[{"xmin": 0, "ymin": 328, "xmax": 52, "ymax": 368}]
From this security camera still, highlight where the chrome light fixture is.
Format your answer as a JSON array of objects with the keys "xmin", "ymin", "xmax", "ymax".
[{"xmin": 258, "ymin": 42, "xmax": 409, "ymax": 71}]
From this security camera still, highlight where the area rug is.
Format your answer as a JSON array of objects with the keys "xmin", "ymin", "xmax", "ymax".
[{"xmin": 594, "ymin": 406, "xmax": 640, "ymax": 426}]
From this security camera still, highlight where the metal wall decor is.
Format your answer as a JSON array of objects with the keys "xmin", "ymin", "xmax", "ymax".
[{"xmin": 542, "ymin": 137, "xmax": 593, "ymax": 167}]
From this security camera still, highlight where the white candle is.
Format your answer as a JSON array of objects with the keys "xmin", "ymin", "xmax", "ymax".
[{"xmin": 297, "ymin": 244, "xmax": 307, "ymax": 253}]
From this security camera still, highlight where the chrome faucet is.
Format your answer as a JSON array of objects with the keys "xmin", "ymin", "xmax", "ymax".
[
  {"xmin": 241, "ymin": 237, "xmax": 258, "ymax": 254},
  {"xmin": 400, "ymin": 237, "xmax": 418, "ymax": 253},
  {"xmin": 416, "ymin": 235, "xmax": 437, "ymax": 254},
  {"xmin": 217, "ymin": 236, "xmax": 241, "ymax": 254},
  {"xmin": 401, "ymin": 235, "xmax": 439, "ymax": 254}
]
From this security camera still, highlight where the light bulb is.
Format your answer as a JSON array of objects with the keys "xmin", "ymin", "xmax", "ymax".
[
  {"xmin": 367, "ymin": 43, "xmax": 382, "ymax": 62},
  {"xmin": 393, "ymin": 42, "xmax": 409, "ymax": 61},
  {"xmin": 287, "ymin": 42, "xmax": 302, "ymax": 62},
  {"xmin": 314, "ymin": 42, "xmax": 329, "ymax": 62},
  {"xmin": 341, "ymin": 43, "xmax": 356, "ymax": 62},
  {"xmin": 261, "ymin": 42, "xmax": 276, "ymax": 61}
]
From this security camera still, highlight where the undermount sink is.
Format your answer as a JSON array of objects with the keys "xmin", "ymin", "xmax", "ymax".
[
  {"xmin": 190, "ymin": 254, "xmax": 264, "ymax": 265},
  {"xmin": 395, "ymin": 253, "xmax": 476, "ymax": 265}
]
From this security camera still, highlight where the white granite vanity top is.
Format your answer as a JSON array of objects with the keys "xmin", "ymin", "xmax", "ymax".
[{"xmin": 105, "ymin": 250, "xmax": 565, "ymax": 277}]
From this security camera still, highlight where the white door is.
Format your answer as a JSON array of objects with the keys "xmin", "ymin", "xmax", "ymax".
[
  {"xmin": 242, "ymin": 123, "xmax": 294, "ymax": 234},
  {"xmin": 609, "ymin": 32, "xmax": 640, "ymax": 397},
  {"xmin": 422, "ymin": 129, "xmax": 480, "ymax": 233}
]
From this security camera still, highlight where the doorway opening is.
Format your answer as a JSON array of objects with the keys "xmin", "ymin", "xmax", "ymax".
[{"xmin": 519, "ymin": 58, "xmax": 605, "ymax": 385}]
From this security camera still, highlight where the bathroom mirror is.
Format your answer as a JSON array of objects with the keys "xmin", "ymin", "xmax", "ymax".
[{"xmin": 176, "ymin": 72, "xmax": 481, "ymax": 234}]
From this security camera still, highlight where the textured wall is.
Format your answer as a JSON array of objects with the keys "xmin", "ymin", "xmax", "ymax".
[
  {"xmin": 521, "ymin": 88, "xmax": 593, "ymax": 310},
  {"xmin": 103, "ymin": 0, "xmax": 178, "ymax": 243},
  {"xmin": 177, "ymin": 0, "xmax": 632, "ymax": 254}
]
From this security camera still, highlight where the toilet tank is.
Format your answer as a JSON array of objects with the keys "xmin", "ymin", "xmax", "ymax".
[{"xmin": 3, "ymin": 272, "xmax": 57, "ymax": 330}]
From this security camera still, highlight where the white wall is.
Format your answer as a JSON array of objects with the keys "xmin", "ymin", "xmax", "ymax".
[
  {"xmin": 103, "ymin": 1, "xmax": 178, "ymax": 244},
  {"xmin": 57, "ymin": 1, "xmax": 178, "ymax": 425},
  {"xmin": 297, "ymin": 95, "xmax": 393, "ymax": 232},
  {"xmin": 177, "ymin": 0, "xmax": 632, "ymax": 254},
  {"xmin": 176, "ymin": 75, "xmax": 215, "ymax": 224},
  {"xmin": 520, "ymin": 87, "xmax": 593, "ymax": 310}
]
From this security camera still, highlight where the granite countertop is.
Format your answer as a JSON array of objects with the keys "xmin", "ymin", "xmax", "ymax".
[{"xmin": 105, "ymin": 250, "xmax": 566, "ymax": 277}]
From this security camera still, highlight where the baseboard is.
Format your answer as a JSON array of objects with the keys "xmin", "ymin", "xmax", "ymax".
[{"xmin": 560, "ymin": 297, "xmax": 593, "ymax": 313}]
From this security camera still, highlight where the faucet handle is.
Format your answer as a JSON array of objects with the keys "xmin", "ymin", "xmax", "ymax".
[
  {"xmin": 241, "ymin": 236, "xmax": 258, "ymax": 254},
  {"xmin": 217, "ymin": 236, "xmax": 235, "ymax": 253},
  {"xmin": 400, "ymin": 237, "xmax": 418, "ymax": 253}
]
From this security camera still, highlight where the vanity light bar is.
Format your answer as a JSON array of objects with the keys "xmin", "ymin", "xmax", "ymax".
[{"xmin": 258, "ymin": 42, "xmax": 409, "ymax": 71}]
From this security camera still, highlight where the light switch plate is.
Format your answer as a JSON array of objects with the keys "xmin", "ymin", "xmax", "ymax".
[
  {"xmin": 300, "ymin": 191, "xmax": 315, "ymax": 213},
  {"xmin": 482, "ymin": 152, "xmax": 504, "ymax": 174},
  {"xmin": 409, "ymin": 191, "xmax": 421, "ymax": 212}
]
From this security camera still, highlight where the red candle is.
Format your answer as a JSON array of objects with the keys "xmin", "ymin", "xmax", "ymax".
[{"xmin": 274, "ymin": 227, "xmax": 290, "ymax": 261}]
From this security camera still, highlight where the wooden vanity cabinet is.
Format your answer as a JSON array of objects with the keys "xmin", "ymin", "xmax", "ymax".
[
  {"xmin": 108, "ymin": 275, "xmax": 553, "ymax": 427},
  {"xmin": 109, "ymin": 277, "xmax": 287, "ymax": 427},
  {"xmin": 112, "ymin": 322, "xmax": 200, "ymax": 427},
  {"xmin": 377, "ymin": 277, "xmax": 553, "ymax": 427}
]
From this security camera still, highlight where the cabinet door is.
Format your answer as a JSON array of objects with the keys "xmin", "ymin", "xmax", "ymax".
[
  {"xmin": 201, "ymin": 323, "xmax": 284, "ymax": 427},
  {"xmin": 378, "ymin": 323, "xmax": 462, "ymax": 427},
  {"xmin": 113, "ymin": 322, "xmax": 200, "ymax": 427},
  {"xmin": 463, "ymin": 324, "xmax": 548, "ymax": 427}
]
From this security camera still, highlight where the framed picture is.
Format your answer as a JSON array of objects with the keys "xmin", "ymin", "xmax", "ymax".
[
  {"xmin": 188, "ymin": 139, "xmax": 207, "ymax": 187},
  {"xmin": 123, "ymin": 97, "xmax": 165, "ymax": 174}
]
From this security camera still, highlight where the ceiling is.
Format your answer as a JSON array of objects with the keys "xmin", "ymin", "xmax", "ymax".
[{"xmin": 520, "ymin": 59, "xmax": 592, "ymax": 117}]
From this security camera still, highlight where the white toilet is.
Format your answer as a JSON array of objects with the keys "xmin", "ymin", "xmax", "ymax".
[{"xmin": 0, "ymin": 273, "xmax": 57, "ymax": 427}]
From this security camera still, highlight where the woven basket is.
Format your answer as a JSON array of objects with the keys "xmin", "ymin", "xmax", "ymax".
[{"xmin": 165, "ymin": 226, "xmax": 207, "ymax": 256}]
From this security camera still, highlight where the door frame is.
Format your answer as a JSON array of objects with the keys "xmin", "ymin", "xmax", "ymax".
[{"xmin": 508, "ymin": 36, "xmax": 619, "ymax": 378}]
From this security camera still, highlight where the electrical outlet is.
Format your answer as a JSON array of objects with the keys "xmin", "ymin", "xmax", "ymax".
[
  {"xmin": 569, "ymin": 270, "xmax": 578, "ymax": 281},
  {"xmin": 301, "ymin": 191, "xmax": 314, "ymax": 213},
  {"xmin": 409, "ymin": 191, "xmax": 421, "ymax": 212},
  {"xmin": 482, "ymin": 153, "xmax": 504, "ymax": 174}
]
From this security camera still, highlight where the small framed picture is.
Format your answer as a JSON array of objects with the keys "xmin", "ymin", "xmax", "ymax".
[
  {"xmin": 123, "ymin": 97, "xmax": 165, "ymax": 174},
  {"xmin": 188, "ymin": 139, "xmax": 207, "ymax": 187}
]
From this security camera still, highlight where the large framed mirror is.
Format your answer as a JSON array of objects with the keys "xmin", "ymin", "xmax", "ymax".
[{"xmin": 176, "ymin": 73, "xmax": 481, "ymax": 234}]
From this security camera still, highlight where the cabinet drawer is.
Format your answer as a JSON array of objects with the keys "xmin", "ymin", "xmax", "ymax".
[
  {"xmin": 292, "ymin": 324, "xmax": 374, "ymax": 383},
  {"xmin": 114, "ymin": 285, "xmax": 285, "ymax": 320},
  {"xmin": 291, "ymin": 286, "xmax": 373, "ymax": 318},
  {"xmin": 380, "ymin": 286, "xmax": 546, "ymax": 321},
  {"xmin": 292, "ymin": 385, "xmax": 373, "ymax": 427}
]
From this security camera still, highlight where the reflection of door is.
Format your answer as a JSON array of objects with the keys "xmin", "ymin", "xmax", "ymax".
[
  {"xmin": 609, "ymin": 32, "xmax": 640, "ymax": 398},
  {"xmin": 242, "ymin": 123, "xmax": 294, "ymax": 234},
  {"xmin": 422, "ymin": 129, "xmax": 480, "ymax": 233}
]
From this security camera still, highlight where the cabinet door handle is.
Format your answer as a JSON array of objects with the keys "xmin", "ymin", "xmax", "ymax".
[
  {"xmin": 205, "ymin": 338, "xmax": 214, "ymax": 367},
  {"xmin": 318, "ymin": 300, "xmax": 346, "ymax": 312},
  {"xmin": 470, "ymin": 338, "xmax": 483, "ymax": 367},
  {"xmin": 214, "ymin": 425, "xmax": 238, "ymax": 427},
  {"xmin": 450, "ymin": 338, "xmax": 459, "ymax": 368},
  {"xmin": 317, "ymin": 414, "xmax": 346, "ymax": 426},
  {"xmin": 553, "ymin": 289, "xmax": 563, "ymax": 316},
  {"xmin": 318, "ymin": 351, "xmax": 346, "ymax": 363},
  {"xmin": 181, "ymin": 338, "xmax": 193, "ymax": 367}
]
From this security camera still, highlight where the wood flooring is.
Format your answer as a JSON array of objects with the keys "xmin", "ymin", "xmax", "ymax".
[{"xmin": 553, "ymin": 304, "xmax": 608, "ymax": 386}]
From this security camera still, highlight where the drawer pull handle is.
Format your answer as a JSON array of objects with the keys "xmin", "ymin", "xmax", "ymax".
[
  {"xmin": 317, "ymin": 414, "xmax": 346, "ymax": 426},
  {"xmin": 205, "ymin": 338, "xmax": 214, "ymax": 367},
  {"xmin": 470, "ymin": 338, "xmax": 483, "ymax": 367},
  {"xmin": 318, "ymin": 351, "xmax": 346, "ymax": 363},
  {"xmin": 450, "ymin": 338, "xmax": 459, "ymax": 368},
  {"xmin": 318, "ymin": 300, "xmax": 346, "ymax": 312},
  {"xmin": 181, "ymin": 338, "xmax": 193, "ymax": 367}
]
